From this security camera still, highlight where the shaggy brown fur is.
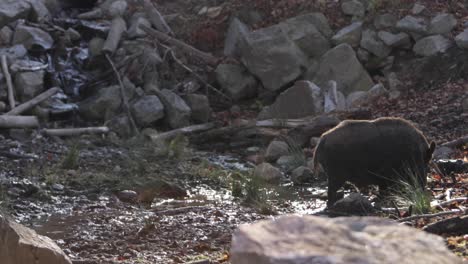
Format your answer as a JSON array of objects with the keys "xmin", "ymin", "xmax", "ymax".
[{"xmin": 313, "ymin": 117, "xmax": 436, "ymax": 207}]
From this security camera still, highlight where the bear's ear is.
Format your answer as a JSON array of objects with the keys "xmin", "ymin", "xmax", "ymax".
[{"xmin": 426, "ymin": 141, "xmax": 436, "ymax": 163}]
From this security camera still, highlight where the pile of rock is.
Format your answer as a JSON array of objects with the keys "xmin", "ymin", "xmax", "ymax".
[{"xmin": 0, "ymin": 0, "xmax": 214, "ymax": 139}]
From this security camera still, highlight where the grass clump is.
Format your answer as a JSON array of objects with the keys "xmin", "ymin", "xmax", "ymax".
[
  {"xmin": 61, "ymin": 144, "xmax": 80, "ymax": 169},
  {"xmin": 389, "ymin": 168, "xmax": 432, "ymax": 215}
]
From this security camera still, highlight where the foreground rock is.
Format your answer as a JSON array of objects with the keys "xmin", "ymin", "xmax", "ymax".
[
  {"xmin": 231, "ymin": 215, "xmax": 462, "ymax": 264},
  {"xmin": 0, "ymin": 214, "xmax": 72, "ymax": 264}
]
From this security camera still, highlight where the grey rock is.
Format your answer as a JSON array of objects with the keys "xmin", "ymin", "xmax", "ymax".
[
  {"xmin": 429, "ymin": 13, "xmax": 457, "ymax": 35},
  {"xmin": 183, "ymin": 94, "xmax": 212, "ymax": 123},
  {"xmin": 346, "ymin": 90, "xmax": 368, "ymax": 108},
  {"xmin": 0, "ymin": 214, "xmax": 73, "ymax": 264},
  {"xmin": 116, "ymin": 190, "xmax": 138, "ymax": 203},
  {"xmin": 0, "ymin": 44, "xmax": 27, "ymax": 61},
  {"xmin": 27, "ymin": 0, "xmax": 51, "ymax": 22},
  {"xmin": 373, "ymin": 13, "xmax": 397, "ymax": 29},
  {"xmin": 367, "ymin": 83, "xmax": 388, "ymax": 100},
  {"xmin": 360, "ymin": 29, "xmax": 392, "ymax": 58},
  {"xmin": 279, "ymin": 15, "xmax": 330, "ymax": 58},
  {"xmin": 386, "ymin": 72, "xmax": 403, "ymax": 91},
  {"xmin": 127, "ymin": 16, "xmax": 151, "ymax": 39},
  {"xmin": 107, "ymin": 115, "xmax": 132, "ymax": 138},
  {"xmin": 265, "ymin": 141, "xmax": 289, "ymax": 162},
  {"xmin": 341, "ymin": 0, "xmax": 365, "ymax": 17},
  {"xmin": 291, "ymin": 166, "xmax": 314, "ymax": 184},
  {"xmin": 157, "ymin": 89, "xmax": 191, "ymax": 129},
  {"xmin": 331, "ymin": 22, "xmax": 363, "ymax": 47},
  {"xmin": 297, "ymin": 12, "xmax": 333, "ymax": 38},
  {"xmin": 323, "ymin": 80, "xmax": 346, "ymax": 113},
  {"xmin": 396, "ymin": 15, "xmax": 428, "ymax": 34},
  {"xmin": 411, "ymin": 3, "xmax": 427, "ymax": 15},
  {"xmin": 65, "ymin": 27, "xmax": 81, "ymax": 41},
  {"xmin": 224, "ymin": 17, "xmax": 250, "ymax": 57},
  {"xmin": 130, "ymin": 95, "xmax": 165, "ymax": 127},
  {"xmin": 312, "ymin": 44, "xmax": 374, "ymax": 95},
  {"xmin": 455, "ymin": 29, "xmax": 468, "ymax": 49},
  {"xmin": 108, "ymin": 0, "xmax": 127, "ymax": 18},
  {"xmin": 231, "ymin": 215, "xmax": 462, "ymax": 264},
  {"xmin": 433, "ymin": 146, "xmax": 455, "ymax": 160},
  {"xmin": 0, "ymin": 0, "xmax": 31, "ymax": 28},
  {"xmin": 258, "ymin": 80, "xmax": 322, "ymax": 120},
  {"xmin": 240, "ymin": 25, "xmax": 307, "ymax": 91},
  {"xmin": 79, "ymin": 85, "xmax": 122, "ymax": 121},
  {"xmin": 389, "ymin": 89, "xmax": 401, "ymax": 100},
  {"xmin": 215, "ymin": 64, "xmax": 257, "ymax": 101},
  {"xmin": 12, "ymin": 24, "xmax": 54, "ymax": 50},
  {"xmin": 356, "ymin": 47, "xmax": 370, "ymax": 62},
  {"xmin": 14, "ymin": 71, "xmax": 44, "ymax": 102},
  {"xmin": 413, "ymin": 35, "xmax": 452, "ymax": 56},
  {"xmin": 329, "ymin": 193, "xmax": 375, "ymax": 215},
  {"xmin": 463, "ymin": 96, "xmax": 468, "ymax": 112},
  {"xmin": 377, "ymin": 31, "xmax": 411, "ymax": 48},
  {"xmin": 253, "ymin": 162, "xmax": 282, "ymax": 183},
  {"xmin": 276, "ymin": 155, "xmax": 303, "ymax": 172},
  {"xmin": 0, "ymin": 26, "xmax": 12, "ymax": 45},
  {"xmin": 88, "ymin": 37, "xmax": 105, "ymax": 57}
]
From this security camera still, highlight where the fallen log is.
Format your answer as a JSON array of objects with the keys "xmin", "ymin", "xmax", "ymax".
[
  {"xmin": 286, "ymin": 115, "xmax": 341, "ymax": 146},
  {"xmin": 442, "ymin": 135, "xmax": 468, "ymax": 148},
  {"xmin": 1, "ymin": 55, "xmax": 15, "ymax": 109},
  {"xmin": 143, "ymin": 0, "xmax": 173, "ymax": 35},
  {"xmin": 5, "ymin": 87, "xmax": 61, "ymax": 116},
  {"xmin": 43, "ymin": 127, "xmax": 110, "ymax": 137},
  {"xmin": 146, "ymin": 122, "xmax": 215, "ymax": 142},
  {"xmin": 397, "ymin": 209, "xmax": 466, "ymax": 222},
  {"xmin": 141, "ymin": 24, "xmax": 219, "ymax": 65},
  {"xmin": 0, "ymin": 116, "xmax": 39, "ymax": 128},
  {"xmin": 102, "ymin": 16, "xmax": 126, "ymax": 54},
  {"xmin": 422, "ymin": 215, "xmax": 468, "ymax": 235}
]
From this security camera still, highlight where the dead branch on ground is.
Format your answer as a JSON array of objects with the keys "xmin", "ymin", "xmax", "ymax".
[{"xmin": 5, "ymin": 87, "xmax": 61, "ymax": 116}]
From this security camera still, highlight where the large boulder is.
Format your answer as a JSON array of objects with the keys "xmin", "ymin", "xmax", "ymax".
[
  {"xmin": 12, "ymin": 24, "xmax": 54, "ymax": 50},
  {"xmin": 239, "ymin": 25, "xmax": 307, "ymax": 91},
  {"xmin": 360, "ymin": 29, "xmax": 392, "ymax": 58},
  {"xmin": 231, "ymin": 215, "xmax": 462, "ymax": 264},
  {"xmin": 455, "ymin": 29, "xmax": 468, "ymax": 49},
  {"xmin": 14, "ymin": 70, "xmax": 45, "ymax": 102},
  {"xmin": 130, "ymin": 95, "xmax": 165, "ymax": 127},
  {"xmin": 428, "ymin": 13, "xmax": 457, "ymax": 35},
  {"xmin": 258, "ymin": 80, "xmax": 323, "ymax": 120},
  {"xmin": 0, "ymin": 214, "xmax": 72, "ymax": 264},
  {"xmin": 265, "ymin": 140, "xmax": 289, "ymax": 162},
  {"xmin": 253, "ymin": 163, "xmax": 282, "ymax": 183},
  {"xmin": 341, "ymin": 0, "xmax": 365, "ymax": 17},
  {"xmin": 224, "ymin": 17, "xmax": 250, "ymax": 57},
  {"xmin": 396, "ymin": 15, "xmax": 428, "ymax": 35},
  {"xmin": 0, "ymin": 1, "xmax": 31, "ymax": 28},
  {"xmin": 311, "ymin": 44, "xmax": 374, "ymax": 95},
  {"xmin": 413, "ymin": 35, "xmax": 452, "ymax": 56},
  {"xmin": 79, "ymin": 85, "xmax": 122, "ymax": 121},
  {"xmin": 279, "ymin": 14, "xmax": 330, "ymax": 58},
  {"xmin": 377, "ymin": 31, "xmax": 411, "ymax": 48},
  {"xmin": 157, "ymin": 89, "xmax": 191, "ymax": 129},
  {"xmin": 373, "ymin": 13, "xmax": 397, "ymax": 30},
  {"xmin": 183, "ymin": 94, "xmax": 212, "ymax": 123},
  {"xmin": 215, "ymin": 64, "xmax": 257, "ymax": 101},
  {"xmin": 331, "ymin": 22, "xmax": 363, "ymax": 47}
]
